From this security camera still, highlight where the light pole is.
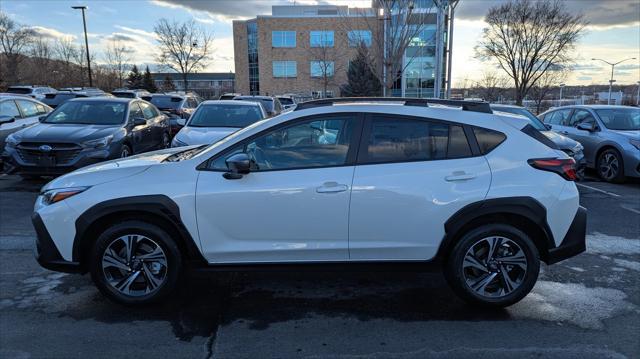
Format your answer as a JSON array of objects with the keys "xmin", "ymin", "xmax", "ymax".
[
  {"xmin": 592, "ymin": 57, "xmax": 637, "ymax": 105},
  {"xmin": 72, "ymin": 5, "xmax": 92, "ymax": 87},
  {"xmin": 637, "ymin": 81, "xmax": 640, "ymax": 106}
]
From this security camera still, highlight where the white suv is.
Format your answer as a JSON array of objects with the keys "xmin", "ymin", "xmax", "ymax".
[{"xmin": 32, "ymin": 98, "xmax": 586, "ymax": 307}]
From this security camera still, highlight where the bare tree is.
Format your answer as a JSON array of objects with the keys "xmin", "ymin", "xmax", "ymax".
[
  {"xmin": 472, "ymin": 71, "xmax": 510, "ymax": 103},
  {"xmin": 0, "ymin": 11, "xmax": 34, "ymax": 86},
  {"xmin": 529, "ymin": 66, "xmax": 569, "ymax": 114},
  {"xmin": 153, "ymin": 19, "xmax": 213, "ymax": 92},
  {"xmin": 104, "ymin": 40, "xmax": 133, "ymax": 88},
  {"xmin": 29, "ymin": 38, "xmax": 55, "ymax": 86},
  {"xmin": 306, "ymin": 39, "xmax": 347, "ymax": 98},
  {"xmin": 475, "ymin": 0, "xmax": 586, "ymax": 105},
  {"xmin": 341, "ymin": 1, "xmax": 435, "ymax": 96}
]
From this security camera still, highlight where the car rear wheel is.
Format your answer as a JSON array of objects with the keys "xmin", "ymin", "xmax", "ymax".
[
  {"xmin": 90, "ymin": 220, "xmax": 182, "ymax": 305},
  {"xmin": 444, "ymin": 224, "xmax": 540, "ymax": 307},
  {"xmin": 597, "ymin": 148, "xmax": 625, "ymax": 183}
]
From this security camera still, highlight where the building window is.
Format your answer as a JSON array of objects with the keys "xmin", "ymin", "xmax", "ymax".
[
  {"xmin": 247, "ymin": 21, "xmax": 260, "ymax": 95},
  {"xmin": 310, "ymin": 31, "xmax": 334, "ymax": 47},
  {"xmin": 273, "ymin": 61, "xmax": 297, "ymax": 78},
  {"xmin": 348, "ymin": 30, "xmax": 372, "ymax": 47},
  {"xmin": 310, "ymin": 61, "xmax": 334, "ymax": 77},
  {"xmin": 272, "ymin": 31, "xmax": 296, "ymax": 47}
]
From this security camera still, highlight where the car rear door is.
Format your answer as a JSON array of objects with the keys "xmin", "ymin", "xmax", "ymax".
[
  {"xmin": 139, "ymin": 102, "xmax": 162, "ymax": 147},
  {"xmin": 544, "ymin": 108, "xmax": 574, "ymax": 137},
  {"xmin": 0, "ymin": 100, "xmax": 24, "ymax": 150},
  {"xmin": 128, "ymin": 102, "xmax": 152, "ymax": 152},
  {"xmin": 195, "ymin": 113, "xmax": 362, "ymax": 263},
  {"xmin": 348, "ymin": 114, "xmax": 491, "ymax": 261},
  {"xmin": 567, "ymin": 109, "xmax": 601, "ymax": 166}
]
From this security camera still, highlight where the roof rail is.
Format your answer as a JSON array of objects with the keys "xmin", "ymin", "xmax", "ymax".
[{"xmin": 294, "ymin": 97, "xmax": 493, "ymax": 114}]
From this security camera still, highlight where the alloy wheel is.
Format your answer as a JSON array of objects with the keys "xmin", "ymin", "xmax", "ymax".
[
  {"xmin": 101, "ymin": 234, "xmax": 168, "ymax": 297},
  {"xmin": 599, "ymin": 153, "xmax": 619, "ymax": 180},
  {"xmin": 462, "ymin": 236, "xmax": 528, "ymax": 298}
]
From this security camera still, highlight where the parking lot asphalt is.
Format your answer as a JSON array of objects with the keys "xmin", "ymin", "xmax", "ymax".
[{"xmin": 0, "ymin": 172, "xmax": 638, "ymax": 359}]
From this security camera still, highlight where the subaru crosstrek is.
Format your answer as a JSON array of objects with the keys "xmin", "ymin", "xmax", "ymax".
[{"xmin": 32, "ymin": 98, "xmax": 586, "ymax": 307}]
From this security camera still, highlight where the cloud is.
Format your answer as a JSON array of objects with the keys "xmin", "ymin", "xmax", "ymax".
[
  {"xmin": 106, "ymin": 33, "xmax": 137, "ymax": 43},
  {"xmin": 456, "ymin": 0, "xmax": 640, "ymax": 29},
  {"xmin": 114, "ymin": 25, "xmax": 158, "ymax": 40},
  {"xmin": 29, "ymin": 26, "xmax": 77, "ymax": 41}
]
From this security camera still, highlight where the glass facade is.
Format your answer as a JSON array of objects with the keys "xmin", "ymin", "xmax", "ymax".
[
  {"xmin": 247, "ymin": 21, "xmax": 260, "ymax": 95},
  {"xmin": 272, "ymin": 31, "xmax": 296, "ymax": 47},
  {"xmin": 310, "ymin": 61, "xmax": 334, "ymax": 77},
  {"xmin": 404, "ymin": 24, "xmax": 437, "ymax": 98},
  {"xmin": 310, "ymin": 31, "xmax": 334, "ymax": 47},
  {"xmin": 348, "ymin": 30, "xmax": 372, "ymax": 47},
  {"xmin": 273, "ymin": 61, "xmax": 297, "ymax": 78}
]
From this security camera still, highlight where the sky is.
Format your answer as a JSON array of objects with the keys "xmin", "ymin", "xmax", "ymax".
[{"xmin": 2, "ymin": 0, "xmax": 639, "ymax": 87}]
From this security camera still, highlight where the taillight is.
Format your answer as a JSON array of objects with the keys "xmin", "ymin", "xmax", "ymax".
[{"xmin": 528, "ymin": 158, "xmax": 577, "ymax": 181}]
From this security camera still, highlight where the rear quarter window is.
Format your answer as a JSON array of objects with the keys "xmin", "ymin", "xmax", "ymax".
[{"xmin": 473, "ymin": 127, "xmax": 506, "ymax": 154}]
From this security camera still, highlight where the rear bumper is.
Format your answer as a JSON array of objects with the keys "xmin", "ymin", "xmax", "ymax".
[
  {"xmin": 32, "ymin": 212, "xmax": 83, "ymax": 273},
  {"xmin": 546, "ymin": 206, "xmax": 587, "ymax": 264}
]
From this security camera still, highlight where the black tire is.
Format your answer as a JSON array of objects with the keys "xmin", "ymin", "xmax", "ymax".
[
  {"xmin": 120, "ymin": 144, "xmax": 132, "ymax": 158},
  {"xmin": 444, "ymin": 224, "xmax": 540, "ymax": 308},
  {"xmin": 597, "ymin": 148, "xmax": 625, "ymax": 183},
  {"xmin": 161, "ymin": 132, "xmax": 171, "ymax": 149},
  {"xmin": 90, "ymin": 220, "xmax": 182, "ymax": 305}
]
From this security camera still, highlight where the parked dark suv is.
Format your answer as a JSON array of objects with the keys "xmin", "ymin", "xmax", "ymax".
[
  {"xmin": 142, "ymin": 93, "xmax": 201, "ymax": 136},
  {"xmin": 2, "ymin": 98, "xmax": 170, "ymax": 177},
  {"xmin": 42, "ymin": 90, "xmax": 112, "ymax": 109}
]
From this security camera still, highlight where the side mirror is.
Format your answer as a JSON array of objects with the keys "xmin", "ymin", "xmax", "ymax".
[
  {"xmin": 133, "ymin": 117, "xmax": 147, "ymax": 126},
  {"xmin": 223, "ymin": 152, "xmax": 251, "ymax": 180},
  {"xmin": 177, "ymin": 118, "xmax": 186, "ymax": 126},
  {"xmin": 577, "ymin": 121, "xmax": 595, "ymax": 132},
  {"xmin": 0, "ymin": 116, "xmax": 15, "ymax": 125}
]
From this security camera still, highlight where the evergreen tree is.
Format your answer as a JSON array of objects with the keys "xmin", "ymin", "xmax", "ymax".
[
  {"xmin": 161, "ymin": 76, "xmax": 175, "ymax": 91},
  {"xmin": 341, "ymin": 44, "xmax": 381, "ymax": 97},
  {"xmin": 126, "ymin": 65, "xmax": 143, "ymax": 89},
  {"xmin": 142, "ymin": 66, "xmax": 158, "ymax": 93}
]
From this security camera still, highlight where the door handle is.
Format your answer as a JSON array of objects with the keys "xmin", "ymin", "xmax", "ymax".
[
  {"xmin": 445, "ymin": 172, "xmax": 476, "ymax": 182},
  {"xmin": 316, "ymin": 182, "xmax": 348, "ymax": 193}
]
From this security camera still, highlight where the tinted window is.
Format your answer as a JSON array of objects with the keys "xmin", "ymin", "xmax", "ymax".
[
  {"xmin": 570, "ymin": 109, "xmax": 596, "ymax": 127},
  {"xmin": 15, "ymin": 100, "xmax": 39, "ymax": 118},
  {"xmin": 473, "ymin": 127, "xmax": 506, "ymax": 154},
  {"xmin": 35, "ymin": 103, "xmax": 50, "ymax": 115},
  {"xmin": 148, "ymin": 96, "xmax": 183, "ymax": 110},
  {"xmin": 112, "ymin": 92, "xmax": 135, "ymax": 98},
  {"xmin": 0, "ymin": 100, "xmax": 21, "ymax": 118},
  {"xmin": 595, "ymin": 108, "xmax": 640, "ymax": 131},
  {"xmin": 547, "ymin": 109, "xmax": 572, "ymax": 126},
  {"xmin": 448, "ymin": 125, "xmax": 472, "ymax": 158},
  {"xmin": 235, "ymin": 97, "xmax": 275, "ymax": 114},
  {"xmin": 189, "ymin": 104, "xmax": 264, "ymax": 128},
  {"xmin": 129, "ymin": 103, "xmax": 144, "ymax": 120},
  {"xmin": 211, "ymin": 116, "xmax": 354, "ymax": 171},
  {"xmin": 272, "ymin": 31, "xmax": 296, "ymax": 47},
  {"xmin": 363, "ymin": 117, "xmax": 448, "ymax": 163},
  {"xmin": 7, "ymin": 88, "xmax": 32, "ymax": 95},
  {"xmin": 278, "ymin": 97, "xmax": 294, "ymax": 105},
  {"xmin": 45, "ymin": 101, "xmax": 126, "ymax": 125}
]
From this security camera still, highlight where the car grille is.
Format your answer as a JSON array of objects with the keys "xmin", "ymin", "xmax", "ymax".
[{"xmin": 16, "ymin": 142, "xmax": 82, "ymax": 166}]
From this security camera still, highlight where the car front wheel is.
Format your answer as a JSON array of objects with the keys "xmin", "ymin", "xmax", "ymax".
[
  {"xmin": 597, "ymin": 148, "xmax": 625, "ymax": 183},
  {"xmin": 444, "ymin": 224, "xmax": 540, "ymax": 307},
  {"xmin": 90, "ymin": 220, "xmax": 182, "ymax": 305}
]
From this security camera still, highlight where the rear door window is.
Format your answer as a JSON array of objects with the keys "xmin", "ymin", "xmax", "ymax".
[
  {"xmin": 0, "ymin": 100, "xmax": 21, "ymax": 118},
  {"xmin": 473, "ymin": 127, "xmax": 506, "ymax": 154},
  {"xmin": 15, "ymin": 100, "xmax": 39, "ymax": 118},
  {"xmin": 547, "ymin": 109, "xmax": 573, "ymax": 126}
]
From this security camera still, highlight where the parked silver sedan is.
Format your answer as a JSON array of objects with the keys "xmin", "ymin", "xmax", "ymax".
[{"xmin": 540, "ymin": 105, "xmax": 640, "ymax": 183}]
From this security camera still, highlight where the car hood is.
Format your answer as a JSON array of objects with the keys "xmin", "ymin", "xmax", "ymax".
[
  {"xmin": 610, "ymin": 129, "xmax": 640, "ymax": 140},
  {"xmin": 15, "ymin": 123, "xmax": 121, "ymax": 143},
  {"xmin": 541, "ymin": 130, "xmax": 579, "ymax": 150},
  {"xmin": 41, "ymin": 146, "xmax": 198, "ymax": 191},
  {"xmin": 175, "ymin": 126, "xmax": 239, "ymax": 146}
]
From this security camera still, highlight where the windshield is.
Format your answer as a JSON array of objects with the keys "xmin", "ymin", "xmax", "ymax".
[
  {"xmin": 148, "ymin": 96, "xmax": 183, "ymax": 109},
  {"xmin": 236, "ymin": 97, "xmax": 274, "ymax": 112},
  {"xmin": 188, "ymin": 104, "xmax": 263, "ymax": 128},
  {"xmin": 596, "ymin": 108, "xmax": 640, "ymax": 131},
  {"xmin": 7, "ymin": 88, "xmax": 32, "ymax": 94},
  {"xmin": 44, "ymin": 101, "xmax": 126, "ymax": 125},
  {"xmin": 493, "ymin": 106, "xmax": 546, "ymax": 131}
]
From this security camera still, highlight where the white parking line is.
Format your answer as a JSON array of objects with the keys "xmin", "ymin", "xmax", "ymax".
[
  {"xmin": 576, "ymin": 183, "xmax": 621, "ymax": 198},
  {"xmin": 621, "ymin": 205, "xmax": 640, "ymax": 215}
]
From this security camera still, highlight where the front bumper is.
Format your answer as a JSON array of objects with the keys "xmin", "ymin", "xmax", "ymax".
[
  {"xmin": 2, "ymin": 147, "xmax": 112, "ymax": 176},
  {"xmin": 546, "ymin": 206, "xmax": 587, "ymax": 265},
  {"xmin": 32, "ymin": 212, "xmax": 83, "ymax": 273}
]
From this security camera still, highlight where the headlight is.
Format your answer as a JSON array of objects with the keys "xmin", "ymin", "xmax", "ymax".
[
  {"xmin": 6, "ymin": 134, "xmax": 19, "ymax": 148},
  {"xmin": 573, "ymin": 143, "xmax": 584, "ymax": 153},
  {"xmin": 83, "ymin": 135, "xmax": 113, "ymax": 149},
  {"xmin": 630, "ymin": 139, "xmax": 640, "ymax": 151},
  {"xmin": 40, "ymin": 187, "xmax": 89, "ymax": 206}
]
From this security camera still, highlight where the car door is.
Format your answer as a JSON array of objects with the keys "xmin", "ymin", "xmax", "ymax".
[
  {"xmin": 128, "ymin": 102, "xmax": 151, "ymax": 152},
  {"xmin": 139, "ymin": 102, "xmax": 161, "ymax": 147},
  {"xmin": 544, "ymin": 108, "xmax": 573, "ymax": 136},
  {"xmin": 0, "ymin": 100, "xmax": 24, "ymax": 150},
  {"xmin": 195, "ymin": 113, "xmax": 361, "ymax": 263},
  {"xmin": 568, "ymin": 109, "xmax": 601, "ymax": 166},
  {"xmin": 348, "ymin": 114, "xmax": 492, "ymax": 261},
  {"xmin": 15, "ymin": 99, "xmax": 44, "ymax": 128}
]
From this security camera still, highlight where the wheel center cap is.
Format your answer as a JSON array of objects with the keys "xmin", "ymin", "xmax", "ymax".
[
  {"xmin": 487, "ymin": 260, "xmax": 499, "ymax": 272},
  {"xmin": 131, "ymin": 259, "xmax": 143, "ymax": 271}
]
